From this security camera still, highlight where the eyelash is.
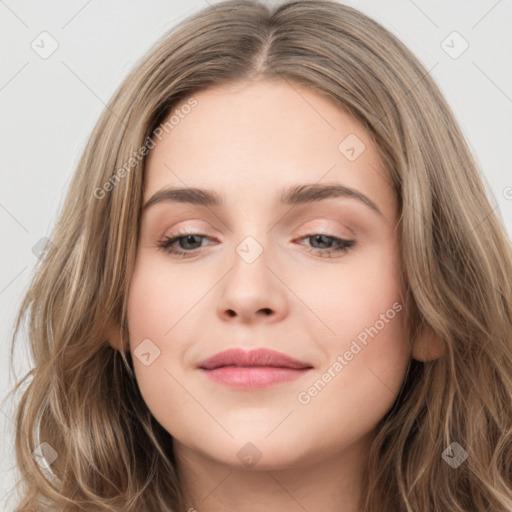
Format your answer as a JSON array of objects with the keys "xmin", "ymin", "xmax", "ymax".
[{"xmin": 156, "ymin": 229, "xmax": 356, "ymax": 259}]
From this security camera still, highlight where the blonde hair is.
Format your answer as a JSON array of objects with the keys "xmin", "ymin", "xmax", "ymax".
[{"xmin": 7, "ymin": 0, "xmax": 512, "ymax": 510}]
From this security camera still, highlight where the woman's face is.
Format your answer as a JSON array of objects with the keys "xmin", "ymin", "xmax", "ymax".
[{"xmin": 125, "ymin": 78, "xmax": 409, "ymax": 471}]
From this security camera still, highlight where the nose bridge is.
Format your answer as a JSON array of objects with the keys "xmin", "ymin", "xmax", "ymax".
[
  {"xmin": 234, "ymin": 233, "xmax": 268, "ymax": 267},
  {"xmin": 214, "ymin": 216, "xmax": 289, "ymax": 322},
  {"xmin": 230, "ymin": 180, "xmax": 280, "ymax": 233},
  {"xmin": 227, "ymin": 193, "xmax": 269, "ymax": 247},
  {"xmin": 220, "ymin": 189, "xmax": 285, "ymax": 281}
]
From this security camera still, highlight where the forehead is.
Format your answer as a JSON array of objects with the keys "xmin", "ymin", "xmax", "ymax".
[{"xmin": 143, "ymin": 79, "xmax": 396, "ymax": 219}]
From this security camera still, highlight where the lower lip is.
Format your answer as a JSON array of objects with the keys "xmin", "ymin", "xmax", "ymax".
[{"xmin": 200, "ymin": 366, "xmax": 311, "ymax": 389}]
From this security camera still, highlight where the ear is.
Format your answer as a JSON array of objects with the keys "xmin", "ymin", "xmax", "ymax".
[
  {"xmin": 106, "ymin": 321, "xmax": 126, "ymax": 353},
  {"xmin": 411, "ymin": 324, "xmax": 444, "ymax": 362}
]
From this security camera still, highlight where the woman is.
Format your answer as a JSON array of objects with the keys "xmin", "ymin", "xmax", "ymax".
[{"xmin": 8, "ymin": 1, "xmax": 512, "ymax": 510}]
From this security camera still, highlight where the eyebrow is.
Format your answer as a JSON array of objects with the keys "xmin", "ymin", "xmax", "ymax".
[{"xmin": 142, "ymin": 183, "xmax": 383, "ymax": 217}]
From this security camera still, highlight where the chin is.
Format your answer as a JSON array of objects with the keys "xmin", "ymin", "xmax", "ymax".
[{"xmin": 202, "ymin": 433, "xmax": 314, "ymax": 471}]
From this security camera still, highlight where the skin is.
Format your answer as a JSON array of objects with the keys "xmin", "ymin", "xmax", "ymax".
[{"xmin": 109, "ymin": 78, "xmax": 443, "ymax": 512}]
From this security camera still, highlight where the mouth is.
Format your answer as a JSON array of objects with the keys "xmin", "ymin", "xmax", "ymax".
[
  {"xmin": 196, "ymin": 347, "xmax": 313, "ymax": 390},
  {"xmin": 200, "ymin": 366, "xmax": 312, "ymax": 389}
]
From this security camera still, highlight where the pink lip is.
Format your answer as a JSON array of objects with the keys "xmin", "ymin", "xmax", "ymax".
[{"xmin": 197, "ymin": 348, "xmax": 313, "ymax": 390}]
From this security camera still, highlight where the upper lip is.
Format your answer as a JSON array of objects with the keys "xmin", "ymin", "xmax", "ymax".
[{"xmin": 197, "ymin": 348, "xmax": 313, "ymax": 370}]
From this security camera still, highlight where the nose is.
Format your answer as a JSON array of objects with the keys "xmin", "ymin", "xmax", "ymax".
[{"xmin": 216, "ymin": 241, "xmax": 289, "ymax": 324}]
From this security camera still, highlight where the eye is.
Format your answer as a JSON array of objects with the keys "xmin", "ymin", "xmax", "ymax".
[
  {"xmin": 295, "ymin": 233, "xmax": 356, "ymax": 258},
  {"xmin": 156, "ymin": 230, "xmax": 356, "ymax": 258},
  {"xmin": 156, "ymin": 230, "xmax": 212, "ymax": 258}
]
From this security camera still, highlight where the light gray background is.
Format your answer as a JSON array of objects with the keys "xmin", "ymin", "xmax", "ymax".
[{"xmin": 1, "ymin": 0, "xmax": 511, "ymax": 508}]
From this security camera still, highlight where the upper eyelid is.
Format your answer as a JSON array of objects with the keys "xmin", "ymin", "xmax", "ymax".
[
  {"xmin": 160, "ymin": 217, "xmax": 357, "ymax": 235},
  {"xmin": 144, "ymin": 206, "xmax": 361, "ymax": 237}
]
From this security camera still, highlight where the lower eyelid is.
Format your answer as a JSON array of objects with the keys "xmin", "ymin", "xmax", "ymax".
[{"xmin": 159, "ymin": 232, "xmax": 355, "ymax": 255}]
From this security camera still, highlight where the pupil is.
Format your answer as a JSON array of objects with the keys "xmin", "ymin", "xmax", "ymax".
[
  {"xmin": 182, "ymin": 235, "xmax": 201, "ymax": 249},
  {"xmin": 313, "ymin": 235, "xmax": 330, "ymax": 248}
]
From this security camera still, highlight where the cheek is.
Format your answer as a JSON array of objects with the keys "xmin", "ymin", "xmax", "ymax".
[
  {"xmin": 298, "ymin": 241, "xmax": 409, "ymax": 414},
  {"xmin": 125, "ymin": 253, "xmax": 209, "ymax": 429},
  {"xmin": 126, "ymin": 253, "xmax": 205, "ymax": 343},
  {"xmin": 309, "ymin": 240, "xmax": 404, "ymax": 345},
  {"xmin": 293, "ymin": 280, "xmax": 408, "ymax": 457}
]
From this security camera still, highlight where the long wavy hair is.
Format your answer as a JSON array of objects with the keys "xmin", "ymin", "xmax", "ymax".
[{"xmin": 6, "ymin": 0, "xmax": 512, "ymax": 510}]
